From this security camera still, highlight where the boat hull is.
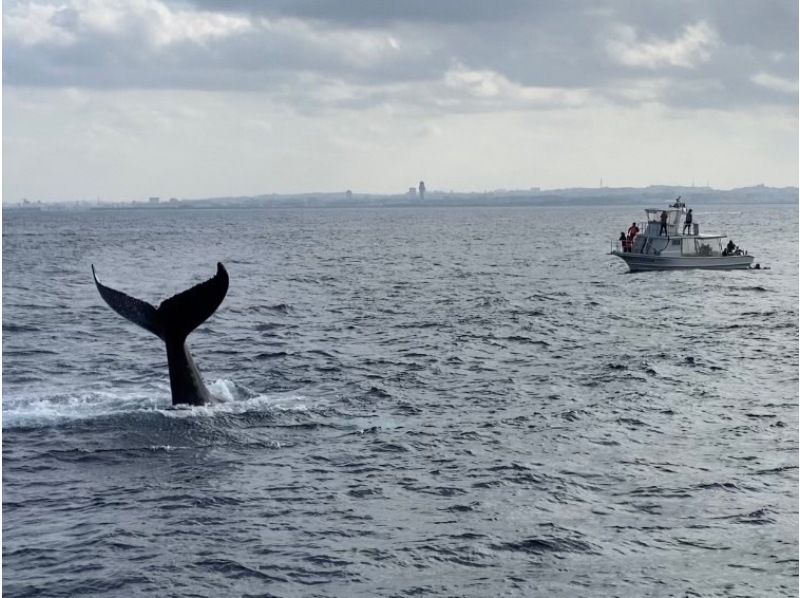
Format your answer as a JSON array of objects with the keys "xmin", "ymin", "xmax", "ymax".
[{"xmin": 611, "ymin": 251, "xmax": 754, "ymax": 272}]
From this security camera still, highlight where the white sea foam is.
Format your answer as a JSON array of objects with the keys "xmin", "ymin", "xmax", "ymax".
[
  {"xmin": 2, "ymin": 379, "xmax": 322, "ymax": 429},
  {"xmin": 200, "ymin": 378, "xmax": 318, "ymax": 415},
  {"xmin": 1, "ymin": 389, "xmax": 168, "ymax": 429}
]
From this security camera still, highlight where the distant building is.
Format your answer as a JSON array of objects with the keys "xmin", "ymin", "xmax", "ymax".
[
  {"xmin": 418, "ymin": 181, "xmax": 426, "ymax": 200},
  {"xmin": 169, "ymin": 197, "xmax": 179, "ymax": 204},
  {"xmin": 148, "ymin": 197, "xmax": 160, "ymax": 204},
  {"xmin": 345, "ymin": 190, "xmax": 353, "ymax": 200},
  {"xmin": 407, "ymin": 187, "xmax": 417, "ymax": 197}
]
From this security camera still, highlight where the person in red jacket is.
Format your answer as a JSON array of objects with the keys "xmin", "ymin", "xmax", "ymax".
[{"xmin": 626, "ymin": 222, "xmax": 639, "ymax": 251}]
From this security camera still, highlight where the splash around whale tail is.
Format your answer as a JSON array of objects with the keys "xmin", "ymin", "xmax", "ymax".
[{"xmin": 91, "ymin": 262, "xmax": 229, "ymax": 342}]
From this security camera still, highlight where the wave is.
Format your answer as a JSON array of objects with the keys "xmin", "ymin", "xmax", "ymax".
[
  {"xmin": 3, "ymin": 322, "xmax": 41, "ymax": 333},
  {"xmin": 2, "ymin": 379, "xmax": 321, "ymax": 430},
  {"xmin": 491, "ymin": 535, "xmax": 598, "ymax": 555}
]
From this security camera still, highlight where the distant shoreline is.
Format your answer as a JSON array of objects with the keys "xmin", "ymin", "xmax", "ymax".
[{"xmin": 4, "ymin": 185, "xmax": 797, "ymax": 211}]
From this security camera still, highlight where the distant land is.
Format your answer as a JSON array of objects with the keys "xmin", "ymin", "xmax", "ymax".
[{"xmin": 4, "ymin": 184, "xmax": 798, "ymax": 211}]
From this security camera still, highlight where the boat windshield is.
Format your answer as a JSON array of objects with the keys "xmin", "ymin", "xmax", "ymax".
[
  {"xmin": 645, "ymin": 209, "xmax": 681, "ymax": 226},
  {"xmin": 682, "ymin": 237, "xmax": 723, "ymax": 256}
]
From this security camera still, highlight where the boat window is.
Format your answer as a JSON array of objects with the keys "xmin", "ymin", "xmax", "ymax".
[
  {"xmin": 671, "ymin": 239, "xmax": 681, "ymax": 246},
  {"xmin": 682, "ymin": 237, "xmax": 723, "ymax": 256},
  {"xmin": 645, "ymin": 209, "xmax": 681, "ymax": 226},
  {"xmin": 682, "ymin": 238, "xmax": 699, "ymax": 255}
]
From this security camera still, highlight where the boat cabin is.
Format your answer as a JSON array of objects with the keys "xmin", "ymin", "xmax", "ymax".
[
  {"xmin": 617, "ymin": 203, "xmax": 733, "ymax": 258},
  {"xmin": 642, "ymin": 208, "xmax": 685, "ymax": 238}
]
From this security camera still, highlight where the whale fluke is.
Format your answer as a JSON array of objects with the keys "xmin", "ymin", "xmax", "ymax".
[{"xmin": 92, "ymin": 263, "xmax": 229, "ymax": 406}]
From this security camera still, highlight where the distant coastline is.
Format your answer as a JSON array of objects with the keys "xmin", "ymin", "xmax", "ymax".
[{"xmin": 4, "ymin": 184, "xmax": 797, "ymax": 211}]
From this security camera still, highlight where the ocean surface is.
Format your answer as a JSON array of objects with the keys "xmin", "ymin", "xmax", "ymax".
[{"xmin": 2, "ymin": 203, "xmax": 798, "ymax": 597}]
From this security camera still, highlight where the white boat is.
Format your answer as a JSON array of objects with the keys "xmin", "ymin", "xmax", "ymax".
[{"xmin": 610, "ymin": 199, "xmax": 754, "ymax": 272}]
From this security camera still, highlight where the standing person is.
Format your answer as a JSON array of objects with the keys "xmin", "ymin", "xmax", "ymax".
[
  {"xmin": 659, "ymin": 210, "xmax": 668, "ymax": 236},
  {"xmin": 682, "ymin": 209, "xmax": 693, "ymax": 235},
  {"xmin": 627, "ymin": 222, "xmax": 639, "ymax": 252},
  {"xmin": 619, "ymin": 232, "xmax": 628, "ymax": 252}
]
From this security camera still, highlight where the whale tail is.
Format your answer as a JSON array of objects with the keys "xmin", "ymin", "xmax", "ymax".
[{"xmin": 92, "ymin": 262, "xmax": 229, "ymax": 342}]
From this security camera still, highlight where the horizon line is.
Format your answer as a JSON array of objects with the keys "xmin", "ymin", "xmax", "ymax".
[{"xmin": 5, "ymin": 182, "xmax": 799, "ymax": 206}]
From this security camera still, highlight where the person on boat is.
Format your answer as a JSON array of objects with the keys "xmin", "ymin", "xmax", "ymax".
[
  {"xmin": 726, "ymin": 239, "xmax": 736, "ymax": 253},
  {"xmin": 659, "ymin": 211, "xmax": 668, "ymax": 236},
  {"xmin": 682, "ymin": 209, "xmax": 693, "ymax": 235},
  {"xmin": 619, "ymin": 232, "xmax": 628, "ymax": 252},
  {"xmin": 625, "ymin": 222, "xmax": 639, "ymax": 252}
]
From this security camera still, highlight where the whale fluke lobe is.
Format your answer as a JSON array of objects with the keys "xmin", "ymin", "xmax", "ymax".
[
  {"xmin": 157, "ymin": 262, "xmax": 229, "ymax": 342},
  {"xmin": 92, "ymin": 263, "xmax": 229, "ymax": 406},
  {"xmin": 92, "ymin": 265, "xmax": 165, "ymax": 339}
]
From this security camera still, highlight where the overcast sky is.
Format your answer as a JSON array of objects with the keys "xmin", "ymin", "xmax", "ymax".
[{"xmin": 3, "ymin": 0, "xmax": 798, "ymax": 202}]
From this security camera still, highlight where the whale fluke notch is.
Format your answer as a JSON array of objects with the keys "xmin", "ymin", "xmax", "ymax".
[{"xmin": 92, "ymin": 263, "xmax": 229, "ymax": 406}]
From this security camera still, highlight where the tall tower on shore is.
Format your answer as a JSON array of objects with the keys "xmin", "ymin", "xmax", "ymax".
[{"xmin": 418, "ymin": 181, "xmax": 426, "ymax": 200}]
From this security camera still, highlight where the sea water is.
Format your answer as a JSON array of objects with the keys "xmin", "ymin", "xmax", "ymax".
[{"xmin": 3, "ymin": 204, "xmax": 798, "ymax": 597}]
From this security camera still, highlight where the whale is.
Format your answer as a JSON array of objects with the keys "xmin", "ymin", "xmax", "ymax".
[{"xmin": 92, "ymin": 263, "xmax": 229, "ymax": 406}]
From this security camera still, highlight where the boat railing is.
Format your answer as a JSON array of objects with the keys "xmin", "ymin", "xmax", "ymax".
[
  {"xmin": 610, "ymin": 239, "xmax": 634, "ymax": 254},
  {"xmin": 611, "ymin": 222, "xmax": 647, "ymax": 253}
]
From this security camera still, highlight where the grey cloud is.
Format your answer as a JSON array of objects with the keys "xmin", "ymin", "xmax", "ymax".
[
  {"xmin": 184, "ymin": 0, "xmax": 545, "ymax": 26},
  {"xmin": 3, "ymin": 0, "xmax": 796, "ymax": 113},
  {"xmin": 612, "ymin": 0, "xmax": 797, "ymax": 51}
]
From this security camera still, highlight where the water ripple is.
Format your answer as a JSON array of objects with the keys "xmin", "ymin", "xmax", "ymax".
[{"xmin": 2, "ymin": 205, "xmax": 797, "ymax": 597}]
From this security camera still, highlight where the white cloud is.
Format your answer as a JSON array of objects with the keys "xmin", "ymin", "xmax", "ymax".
[
  {"xmin": 329, "ymin": 30, "xmax": 403, "ymax": 67},
  {"xmin": 5, "ymin": 0, "xmax": 253, "ymax": 48},
  {"xmin": 4, "ymin": 3, "xmax": 78, "ymax": 46},
  {"xmin": 445, "ymin": 66, "xmax": 503, "ymax": 98},
  {"xmin": 751, "ymin": 72, "xmax": 798, "ymax": 94},
  {"xmin": 139, "ymin": 0, "xmax": 252, "ymax": 47},
  {"xmin": 607, "ymin": 21, "xmax": 719, "ymax": 69},
  {"xmin": 605, "ymin": 78, "xmax": 670, "ymax": 103},
  {"xmin": 443, "ymin": 65, "xmax": 591, "ymax": 108},
  {"xmin": 258, "ymin": 17, "xmax": 408, "ymax": 68}
]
